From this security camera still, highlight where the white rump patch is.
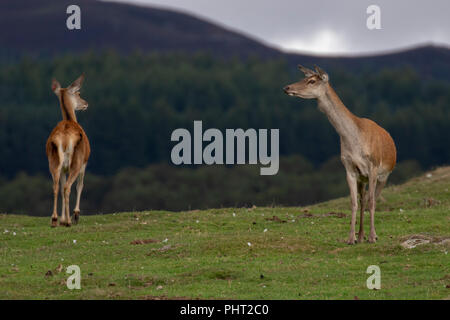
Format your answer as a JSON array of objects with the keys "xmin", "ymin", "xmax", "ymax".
[{"xmin": 61, "ymin": 141, "xmax": 73, "ymax": 172}]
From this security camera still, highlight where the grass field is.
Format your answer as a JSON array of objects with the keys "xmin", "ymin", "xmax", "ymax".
[{"xmin": 1, "ymin": 167, "xmax": 449, "ymax": 300}]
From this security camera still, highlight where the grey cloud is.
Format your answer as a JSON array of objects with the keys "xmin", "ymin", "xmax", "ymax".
[{"xmin": 105, "ymin": 0, "xmax": 450, "ymax": 54}]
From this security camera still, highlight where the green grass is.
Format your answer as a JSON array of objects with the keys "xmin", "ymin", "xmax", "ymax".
[{"xmin": 1, "ymin": 167, "xmax": 449, "ymax": 300}]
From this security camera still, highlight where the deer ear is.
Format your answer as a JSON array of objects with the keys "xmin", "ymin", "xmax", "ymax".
[
  {"xmin": 298, "ymin": 64, "xmax": 315, "ymax": 77},
  {"xmin": 68, "ymin": 73, "xmax": 85, "ymax": 93},
  {"xmin": 314, "ymin": 65, "xmax": 329, "ymax": 82},
  {"xmin": 51, "ymin": 79, "xmax": 61, "ymax": 94}
]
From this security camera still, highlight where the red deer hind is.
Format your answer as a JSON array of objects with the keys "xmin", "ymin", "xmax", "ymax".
[
  {"xmin": 284, "ymin": 65, "xmax": 396, "ymax": 244},
  {"xmin": 46, "ymin": 74, "xmax": 90, "ymax": 227}
]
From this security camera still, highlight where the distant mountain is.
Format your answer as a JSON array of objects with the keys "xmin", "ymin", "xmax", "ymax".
[
  {"xmin": 285, "ymin": 45, "xmax": 450, "ymax": 80},
  {"xmin": 0, "ymin": 0, "xmax": 279, "ymax": 58},
  {"xmin": 1, "ymin": 0, "xmax": 449, "ymax": 80}
]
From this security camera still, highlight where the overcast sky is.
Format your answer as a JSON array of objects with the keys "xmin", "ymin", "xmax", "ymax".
[{"xmin": 106, "ymin": 0, "xmax": 450, "ymax": 55}]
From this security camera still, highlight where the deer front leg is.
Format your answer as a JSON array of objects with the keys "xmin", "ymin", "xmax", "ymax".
[
  {"xmin": 357, "ymin": 181, "xmax": 367, "ymax": 243},
  {"xmin": 63, "ymin": 168, "xmax": 82, "ymax": 227},
  {"xmin": 346, "ymin": 171, "xmax": 358, "ymax": 245},
  {"xmin": 368, "ymin": 171, "xmax": 378, "ymax": 243},
  {"xmin": 63, "ymin": 181, "xmax": 73, "ymax": 227},
  {"xmin": 73, "ymin": 164, "xmax": 86, "ymax": 224}
]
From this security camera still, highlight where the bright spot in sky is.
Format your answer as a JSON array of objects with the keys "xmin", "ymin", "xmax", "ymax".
[{"xmin": 278, "ymin": 29, "xmax": 348, "ymax": 55}]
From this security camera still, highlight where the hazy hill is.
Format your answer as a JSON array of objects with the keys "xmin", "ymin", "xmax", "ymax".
[{"xmin": 285, "ymin": 45, "xmax": 450, "ymax": 81}]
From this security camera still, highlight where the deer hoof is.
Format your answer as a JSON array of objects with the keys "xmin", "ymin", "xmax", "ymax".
[
  {"xmin": 347, "ymin": 238, "xmax": 356, "ymax": 245},
  {"xmin": 357, "ymin": 233, "xmax": 365, "ymax": 243},
  {"xmin": 51, "ymin": 218, "xmax": 58, "ymax": 228},
  {"xmin": 73, "ymin": 211, "xmax": 80, "ymax": 224}
]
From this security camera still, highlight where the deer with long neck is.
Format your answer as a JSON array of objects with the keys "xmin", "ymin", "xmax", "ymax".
[
  {"xmin": 284, "ymin": 65, "xmax": 396, "ymax": 244},
  {"xmin": 46, "ymin": 74, "xmax": 90, "ymax": 227}
]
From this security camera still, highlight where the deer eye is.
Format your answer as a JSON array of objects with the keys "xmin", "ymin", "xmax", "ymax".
[{"xmin": 307, "ymin": 79, "xmax": 316, "ymax": 85}]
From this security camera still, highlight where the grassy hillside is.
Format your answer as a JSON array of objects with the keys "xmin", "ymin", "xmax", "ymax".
[{"xmin": 0, "ymin": 167, "xmax": 449, "ymax": 300}]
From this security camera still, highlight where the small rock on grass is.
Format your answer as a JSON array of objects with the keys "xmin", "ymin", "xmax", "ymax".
[{"xmin": 130, "ymin": 239, "xmax": 159, "ymax": 245}]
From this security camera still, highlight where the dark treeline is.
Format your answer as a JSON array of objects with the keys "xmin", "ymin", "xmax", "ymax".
[
  {"xmin": 0, "ymin": 156, "xmax": 422, "ymax": 216},
  {"xmin": 0, "ymin": 52, "xmax": 448, "ymax": 215}
]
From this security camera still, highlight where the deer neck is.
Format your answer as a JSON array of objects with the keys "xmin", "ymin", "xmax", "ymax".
[
  {"xmin": 317, "ymin": 84, "xmax": 359, "ymax": 145},
  {"xmin": 60, "ymin": 91, "xmax": 77, "ymax": 122}
]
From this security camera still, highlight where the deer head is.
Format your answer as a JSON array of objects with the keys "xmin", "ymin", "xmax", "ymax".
[
  {"xmin": 283, "ymin": 65, "xmax": 329, "ymax": 99},
  {"xmin": 52, "ymin": 74, "xmax": 88, "ymax": 111}
]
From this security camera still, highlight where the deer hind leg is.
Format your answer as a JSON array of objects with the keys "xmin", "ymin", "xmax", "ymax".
[
  {"xmin": 73, "ymin": 163, "xmax": 86, "ymax": 224},
  {"xmin": 50, "ymin": 169, "xmax": 61, "ymax": 227},
  {"xmin": 346, "ymin": 171, "xmax": 358, "ymax": 245},
  {"xmin": 59, "ymin": 172, "xmax": 67, "ymax": 226},
  {"xmin": 375, "ymin": 176, "xmax": 388, "ymax": 201},
  {"xmin": 49, "ymin": 143, "xmax": 63, "ymax": 227},
  {"xmin": 63, "ymin": 160, "xmax": 83, "ymax": 227},
  {"xmin": 357, "ymin": 181, "xmax": 367, "ymax": 243},
  {"xmin": 368, "ymin": 170, "xmax": 378, "ymax": 243}
]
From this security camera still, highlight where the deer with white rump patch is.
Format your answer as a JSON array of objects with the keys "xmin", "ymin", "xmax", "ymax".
[
  {"xmin": 284, "ymin": 65, "xmax": 396, "ymax": 244},
  {"xmin": 46, "ymin": 74, "xmax": 90, "ymax": 227}
]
